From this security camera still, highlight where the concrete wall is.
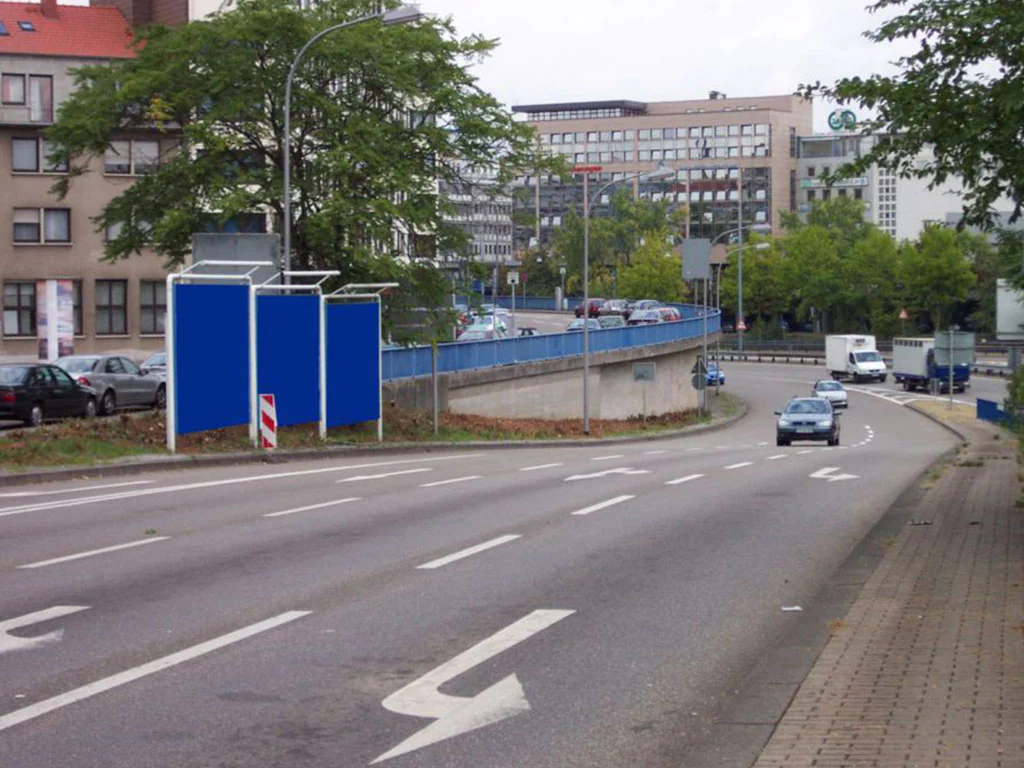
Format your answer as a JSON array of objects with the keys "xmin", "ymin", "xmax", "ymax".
[{"xmin": 384, "ymin": 338, "xmax": 706, "ymax": 420}]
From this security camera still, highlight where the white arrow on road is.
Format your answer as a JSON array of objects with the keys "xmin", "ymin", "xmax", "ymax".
[
  {"xmin": 810, "ymin": 467, "xmax": 860, "ymax": 483},
  {"xmin": 564, "ymin": 468, "xmax": 651, "ymax": 482},
  {"xmin": 372, "ymin": 609, "xmax": 575, "ymax": 764},
  {"xmin": 0, "ymin": 605, "xmax": 89, "ymax": 654}
]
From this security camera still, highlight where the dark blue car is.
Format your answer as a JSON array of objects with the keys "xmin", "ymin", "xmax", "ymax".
[{"xmin": 706, "ymin": 362, "xmax": 725, "ymax": 386}]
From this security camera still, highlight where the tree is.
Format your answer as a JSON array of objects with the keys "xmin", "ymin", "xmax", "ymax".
[
  {"xmin": 616, "ymin": 232, "xmax": 684, "ymax": 303},
  {"xmin": 900, "ymin": 224, "xmax": 976, "ymax": 330},
  {"xmin": 719, "ymin": 240, "xmax": 788, "ymax": 326},
  {"xmin": 801, "ymin": 0, "xmax": 1024, "ymax": 227},
  {"xmin": 47, "ymin": 0, "xmax": 558, "ymax": 280},
  {"xmin": 779, "ymin": 225, "xmax": 844, "ymax": 332},
  {"xmin": 549, "ymin": 206, "xmax": 616, "ymax": 295}
]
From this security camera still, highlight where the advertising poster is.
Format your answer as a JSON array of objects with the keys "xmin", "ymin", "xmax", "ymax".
[
  {"xmin": 35, "ymin": 280, "xmax": 50, "ymax": 360},
  {"xmin": 56, "ymin": 280, "xmax": 74, "ymax": 357},
  {"xmin": 35, "ymin": 280, "xmax": 75, "ymax": 360}
]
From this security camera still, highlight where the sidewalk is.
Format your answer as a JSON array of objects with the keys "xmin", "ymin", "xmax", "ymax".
[{"xmin": 752, "ymin": 415, "xmax": 1024, "ymax": 767}]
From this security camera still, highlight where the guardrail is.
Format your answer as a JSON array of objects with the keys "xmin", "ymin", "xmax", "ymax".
[{"xmin": 383, "ymin": 311, "xmax": 720, "ymax": 381}]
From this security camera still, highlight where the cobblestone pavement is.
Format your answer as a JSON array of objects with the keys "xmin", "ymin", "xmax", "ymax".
[{"xmin": 754, "ymin": 420, "xmax": 1024, "ymax": 768}]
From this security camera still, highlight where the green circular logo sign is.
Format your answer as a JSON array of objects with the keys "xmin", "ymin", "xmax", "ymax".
[{"xmin": 828, "ymin": 109, "xmax": 857, "ymax": 131}]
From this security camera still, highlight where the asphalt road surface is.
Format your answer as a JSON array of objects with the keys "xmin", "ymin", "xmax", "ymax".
[{"xmin": 0, "ymin": 365, "xmax": 955, "ymax": 767}]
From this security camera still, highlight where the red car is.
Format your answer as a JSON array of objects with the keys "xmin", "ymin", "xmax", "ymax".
[
  {"xmin": 574, "ymin": 298, "xmax": 606, "ymax": 319},
  {"xmin": 657, "ymin": 307, "xmax": 681, "ymax": 322}
]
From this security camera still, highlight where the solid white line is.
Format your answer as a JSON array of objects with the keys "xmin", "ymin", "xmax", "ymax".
[
  {"xmin": 766, "ymin": 454, "xmax": 788, "ymax": 461},
  {"xmin": 0, "ymin": 481, "xmax": 153, "ymax": 499},
  {"xmin": 666, "ymin": 474, "xmax": 704, "ymax": 486},
  {"xmin": 519, "ymin": 463, "xmax": 563, "ymax": 472},
  {"xmin": 18, "ymin": 537, "xmax": 171, "ymax": 569},
  {"xmin": 264, "ymin": 497, "xmax": 360, "ymax": 518},
  {"xmin": 725, "ymin": 462, "xmax": 754, "ymax": 470},
  {"xmin": 0, "ymin": 611, "xmax": 310, "ymax": 733},
  {"xmin": 337, "ymin": 468, "xmax": 432, "ymax": 484},
  {"xmin": 591, "ymin": 454, "xmax": 625, "ymax": 461},
  {"xmin": 420, "ymin": 476, "xmax": 481, "ymax": 488},
  {"xmin": 416, "ymin": 535, "xmax": 521, "ymax": 570},
  {"xmin": 572, "ymin": 495, "xmax": 635, "ymax": 516},
  {"xmin": 0, "ymin": 454, "xmax": 485, "ymax": 519},
  {"xmin": 643, "ymin": 450, "xmax": 669, "ymax": 455}
]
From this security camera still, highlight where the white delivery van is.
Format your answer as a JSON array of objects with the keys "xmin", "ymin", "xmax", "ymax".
[{"xmin": 825, "ymin": 334, "xmax": 888, "ymax": 382}]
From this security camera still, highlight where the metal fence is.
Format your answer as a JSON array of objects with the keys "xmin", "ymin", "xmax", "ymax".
[{"xmin": 383, "ymin": 310, "xmax": 720, "ymax": 381}]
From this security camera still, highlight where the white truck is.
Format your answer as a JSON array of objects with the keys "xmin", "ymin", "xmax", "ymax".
[{"xmin": 825, "ymin": 334, "xmax": 888, "ymax": 383}]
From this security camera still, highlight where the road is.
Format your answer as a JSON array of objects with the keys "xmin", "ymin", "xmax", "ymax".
[{"xmin": 0, "ymin": 366, "xmax": 955, "ymax": 767}]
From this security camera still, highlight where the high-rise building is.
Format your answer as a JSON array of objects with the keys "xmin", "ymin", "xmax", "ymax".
[{"xmin": 510, "ymin": 93, "xmax": 812, "ymax": 253}]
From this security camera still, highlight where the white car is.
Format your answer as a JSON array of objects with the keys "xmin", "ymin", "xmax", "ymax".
[{"xmin": 811, "ymin": 379, "xmax": 849, "ymax": 409}]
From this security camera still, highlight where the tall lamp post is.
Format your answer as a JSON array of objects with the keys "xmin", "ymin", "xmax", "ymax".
[
  {"xmin": 580, "ymin": 162, "xmax": 675, "ymax": 434},
  {"xmin": 710, "ymin": 223, "xmax": 771, "ymax": 350},
  {"xmin": 283, "ymin": 4, "xmax": 423, "ymax": 279}
]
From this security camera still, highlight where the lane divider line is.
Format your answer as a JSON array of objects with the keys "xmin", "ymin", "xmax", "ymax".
[
  {"xmin": 264, "ymin": 498, "xmax": 360, "ymax": 518},
  {"xmin": 766, "ymin": 454, "xmax": 788, "ymax": 461},
  {"xmin": 591, "ymin": 455, "xmax": 625, "ymax": 461},
  {"xmin": 0, "ymin": 480, "xmax": 154, "ymax": 499},
  {"xmin": 18, "ymin": 537, "xmax": 171, "ymax": 570},
  {"xmin": 337, "ymin": 468, "xmax": 432, "ymax": 484},
  {"xmin": 725, "ymin": 462, "xmax": 754, "ymax": 470},
  {"xmin": 643, "ymin": 450, "xmax": 669, "ymax": 456},
  {"xmin": 416, "ymin": 535, "xmax": 521, "ymax": 570},
  {"xmin": 0, "ymin": 611, "xmax": 311, "ymax": 733},
  {"xmin": 666, "ymin": 474, "xmax": 704, "ymax": 486},
  {"xmin": 420, "ymin": 476, "xmax": 482, "ymax": 489},
  {"xmin": 519, "ymin": 463, "xmax": 563, "ymax": 472},
  {"xmin": 572, "ymin": 496, "xmax": 635, "ymax": 517},
  {"xmin": 798, "ymin": 450, "xmax": 815, "ymax": 455}
]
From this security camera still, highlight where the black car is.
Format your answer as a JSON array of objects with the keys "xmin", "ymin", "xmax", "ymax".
[
  {"xmin": 775, "ymin": 397, "xmax": 840, "ymax": 447},
  {"xmin": 0, "ymin": 363, "xmax": 97, "ymax": 427}
]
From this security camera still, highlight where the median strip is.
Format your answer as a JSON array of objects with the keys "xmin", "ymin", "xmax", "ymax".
[
  {"xmin": 18, "ymin": 536, "xmax": 171, "ymax": 569},
  {"xmin": 572, "ymin": 495, "xmax": 635, "ymax": 517},
  {"xmin": 416, "ymin": 535, "xmax": 521, "ymax": 570}
]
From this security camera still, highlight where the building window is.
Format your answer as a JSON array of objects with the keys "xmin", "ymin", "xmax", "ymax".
[
  {"xmin": 140, "ymin": 280, "xmax": 166, "ymax": 334},
  {"xmin": 1, "ymin": 73, "xmax": 25, "ymax": 104},
  {"xmin": 13, "ymin": 208, "xmax": 70, "ymax": 243},
  {"xmin": 72, "ymin": 280, "xmax": 82, "ymax": 335},
  {"xmin": 11, "ymin": 138, "xmax": 67, "ymax": 173},
  {"xmin": 105, "ymin": 139, "xmax": 160, "ymax": 175},
  {"xmin": 808, "ymin": 190, "xmax": 816, "ymax": 201},
  {"xmin": 95, "ymin": 280, "xmax": 127, "ymax": 335},
  {"xmin": 807, "ymin": 166, "xmax": 815, "ymax": 178},
  {"xmin": 3, "ymin": 282, "xmax": 36, "ymax": 336},
  {"xmin": 854, "ymin": 188, "xmax": 863, "ymax": 200},
  {"xmin": 822, "ymin": 190, "xmax": 831, "ymax": 201},
  {"xmin": 27, "ymin": 75, "xmax": 52, "ymax": 122}
]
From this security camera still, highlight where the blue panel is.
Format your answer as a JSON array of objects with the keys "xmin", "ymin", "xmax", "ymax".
[
  {"xmin": 326, "ymin": 302, "xmax": 380, "ymax": 427},
  {"xmin": 174, "ymin": 283, "xmax": 250, "ymax": 435},
  {"xmin": 256, "ymin": 294, "xmax": 320, "ymax": 428}
]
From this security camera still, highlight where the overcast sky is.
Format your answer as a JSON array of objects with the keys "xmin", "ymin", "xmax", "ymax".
[{"xmin": 418, "ymin": 0, "xmax": 913, "ymax": 132}]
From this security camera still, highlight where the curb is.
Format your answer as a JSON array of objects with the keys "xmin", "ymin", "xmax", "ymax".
[
  {"xmin": 0, "ymin": 399, "xmax": 749, "ymax": 488},
  {"xmin": 905, "ymin": 402, "xmax": 969, "ymax": 442}
]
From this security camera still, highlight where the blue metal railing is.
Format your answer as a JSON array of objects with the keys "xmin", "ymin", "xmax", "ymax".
[{"xmin": 383, "ymin": 309, "xmax": 720, "ymax": 381}]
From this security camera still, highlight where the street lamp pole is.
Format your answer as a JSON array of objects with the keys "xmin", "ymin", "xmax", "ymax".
[{"xmin": 282, "ymin": 5, "xmax": 422, "ymax": 281}]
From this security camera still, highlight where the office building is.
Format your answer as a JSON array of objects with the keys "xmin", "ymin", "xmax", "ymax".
[
  {"xmin": 438, "ymin": 163, "xmax": 514, "ymax": 267},
  {"xmin": 511, "ymin": 93, "xmax": 812, "ymax": 252}
]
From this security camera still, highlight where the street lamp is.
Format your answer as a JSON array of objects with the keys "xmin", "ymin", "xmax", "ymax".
[
  {"xmin": 580, "ymin": 162, "xmax": 675, "ymax": 434},
  {"xmin": 282, "ymin": 4, "xmax": 424, "ymax": 279},
  {"xmin": 709, "ymin": 223, "xmax": 770, "ymax": 352},
  {"xmin": 730, "ymin": 240, "xmax": 770, "ymax": 351}
]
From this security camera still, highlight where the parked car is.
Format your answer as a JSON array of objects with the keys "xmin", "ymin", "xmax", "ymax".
[
  {"xmin": 566, "ymin": 318, "xmax": 601, "ymax": 332},
  {"xmin": 721, "ymin": 323, "xmax": 736, "ymax": 333},
  {"xmin": 811, "ymin": 379, "xmax": 849, "ymax": 408},
  {"xmin": 0, "ymin": 363, "xmax": 97, "ymax": 426},
  {"xmin": 657, "ymin": 307, "xmax": 681, "ymax": 322},
  {"xmin": 56, "ymin": 354, "xmax": 166, "ymax": 414},
  {"xmin": 458, "ymin": 327, "xmax": 508, "ymax": 342},
  {"xmin": 140, "ymin": 351, "xmax": 166, "ymax": 375},
  {"xmin": 775, "ymin": 397, "xmax": 840, "ymax": 447},
  {"xmin": 632, "ymin": 299, "xmax": 662, "ymax": 312},
  {"xmin": 627, "ymin": 309, "xmax": 661, "ymax": 326},
  {"xmin": 464, "ymin": 317, "xmax": 508, "ymax": 335},
  {"xmin": 600, "ymin": 299, "xmax": 631, "ymax": 318},
  {"xmin": 598, "ymin": 315, "xmax": 627, "ymax": 329},
  {"xmin": 706, "ymin": 362, "xmax": 725, "ymax": 386},
  {"xmin": 575, "ymin": 298, "xmax": 605, "ymax": 318}
]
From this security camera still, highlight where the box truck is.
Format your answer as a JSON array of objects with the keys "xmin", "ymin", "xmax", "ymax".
[
  {"xmin": 892, "ymin": 336, "xmax": 972, "ymax": 393},
  {"xmin": 825, "ymin": 334, "xmax": 887, "ymax": 382}
]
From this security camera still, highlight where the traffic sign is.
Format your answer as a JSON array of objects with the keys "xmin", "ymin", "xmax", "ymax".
[
  {"xmin": 737, "ymin": 321, "xmax": 748, "ymax": 332},
  {"xmin": 898, "ymin": 308, "xmax": 909, "ymax": 320},
  {"xmin": 633, "ymin": 362, "xmax": 657, "ymax": 382},
  {"xmin": 691, "ymin": 374, "xmax": 706, "ymax": 391},
  {"xmin": 507, "ymin": 271, "xmax": 520, "ymax": 286},
  {"xmin": 691, "ymin": 357, "xmax": 708, "ymax": 376}
]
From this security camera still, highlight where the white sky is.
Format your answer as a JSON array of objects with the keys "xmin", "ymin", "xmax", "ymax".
[{"xmin": 418, "ymin": 0, "xmax": 914, "ymax": 131}]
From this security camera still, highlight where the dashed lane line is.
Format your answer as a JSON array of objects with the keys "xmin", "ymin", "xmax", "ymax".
[
  {"xmin": 725, "ymin": 462, "xmax": 754, "ymax": 470},
  {"xmin": 337, "ymin": 468, "xmax": 432, "ymax": 484},
  {"xmin": 666, "ymin": 474, "xmax": 704, "ymax": 486},
  {"xmin": 416, "ymin": 535, "xmax": 521, "ymax": 570},
  {"xmin": 420, "ymin": 476, "xmax": 482, "ymax": 488},
  {"xmin": 591, "ymin": 455, "xmax": 625, "ymax": 461},
  {"xmin": 264, "ymin": 498, "xmax": 360, "ymax": 518},
  {"xmin": 519, "ymin": 463, "xmax": 564, "ymax": 472},
  {"xmin": 18, "ymin": 537, "xmax": 171, "ymax": 569},
  {"xmin": 766, "ymin": 454, "xmax": 788, "ymax": 461},
  {"xmin": 572, "ymin": 496, "xmax": 635, "ymax": 517}
]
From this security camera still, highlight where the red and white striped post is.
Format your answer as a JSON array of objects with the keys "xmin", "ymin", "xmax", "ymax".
[{"xmin": 259, "ymin": 394, "xmax": 277, "ymax": 449}]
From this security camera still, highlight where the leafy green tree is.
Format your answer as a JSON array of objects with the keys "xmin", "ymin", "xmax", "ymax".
[
  {"xmin": 779, "ymin": 225, "xmax": 844, "ymax": 332},
  {"xmin": 550, "ymin": 206, "xmax": 616, "ymax": 295},
  {"xmin": 720, "ymin": 239, "xmax": 788, "ymax": 326},
  {"xmin": 48, "ymin": 0, "xmax": 558, "ymax": 280},
  {"xmin": 900, "ymin": 224, "xmax": 976, "ymax": 329},
  {"xmin": 801, "ymin": 0, "xmax": 1024, "ymax": 227},
  {"xmin": 616, "ymin": 233, "xmax": 684, "ymax": 303}
]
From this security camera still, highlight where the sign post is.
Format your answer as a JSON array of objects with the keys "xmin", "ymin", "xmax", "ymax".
[
  {"xmin": 259, "ymin": 394, "xmax": 277, "ymax": 449},
  {"xmin": 507, "ymin": 270, "xmax": 520, "ymax": 336},
  {"xmin": 633, "ymin": 362, "xmax": 657, "ymax": 423}
]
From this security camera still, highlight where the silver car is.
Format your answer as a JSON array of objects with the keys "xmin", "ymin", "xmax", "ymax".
[
  {"xmin": 811, "ymin": 379, "xmax": 849, "ymax": 409},
  {"xmin": 56, "ymin": 355, "xmax": 166, "ymax": 415}
]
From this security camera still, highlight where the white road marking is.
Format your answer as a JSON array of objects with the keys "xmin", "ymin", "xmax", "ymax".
[
  {"xmin": 715, "ymin": 446, "xmax": 729, "ymax": 450},
  {"xmin": 337, "ymin": 468, "xmax": 432, "ymax": 484},
  {"xmin": 643, "ymin": 450, "xmax": 669, "ymax": 455},
  {"xmin": 417, "ymin": 535, "xmax": 521, "ymax": 570},
  {"xmin": 798, "ymin": 449, "xmax": 815, "ymax": 455},
  {"xmin": 564, "ymin": 468, "xmax": 650, "ymax": 482},
  {"xmin": 18, "ymin": 537, "xmax": 171, "ymax": 569},
  {"xmin": 766, "ymin": 454, "xmax": 788, "ymax": 461},
  {"xmin": 0, "ymin": 606, "xmax": 89, "ymax": 655},
  {"xmin": 373, "ymin": 609, "xmax": 574, "ymax": 764},
  {"xmin": 666, "ymin": 474, "xmax": 704, "ymax": 486},
  {"xmin": 725, "ymin": 462, "xmax": 754, "ymax": 470},
  {"xmin": 591, "ymin": 454, "xmax": 625, "ymax": 461},
  {"xmin": 809, "ymin": 467, "xmax": 860, "ymax": 483},
  {"xmin": 420, "ymin": 476, "xmax": 481, "ymax": 488},
  {"xmin": 0, "ymin": 481, "xmax": 153, "ymax": 499},
  {"xmin": 686, "ymin": 448, "xmax": 704, "ymax": 453},
  {"xmin": 757, "ymin": 442, "xmax": 769, "ymax": 447},
  {"xmin": 0, "ymin": 611, "xmax": 311, "ymax": 733},
  {"xmin": 0, "ymin": 455, "xmax": 484, "ymax": 519},
  {"xmin": 519, "ymin": 463, "xmax": 563, "ymax": 472},
  {"xmin": 264, "ymin": 497, "xmax": 360, "ymax": 518},
  {"xmin": 572, "ymin": 495, "xmax": 635, "ymax": 516}
]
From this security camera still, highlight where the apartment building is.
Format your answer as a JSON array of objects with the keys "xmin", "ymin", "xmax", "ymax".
[
  {"xmin": 0, "ymin": 0, "xmax": 177, "ymax": 359},
  {"xmin": 511, "ymin": 93, "xmax": 812, "ymax": 253}
]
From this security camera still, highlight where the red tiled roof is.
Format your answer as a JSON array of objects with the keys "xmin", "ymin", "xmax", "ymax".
[{"xmin": 0, "ymin": 2, "xmax": 135, "ymax": 59}]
